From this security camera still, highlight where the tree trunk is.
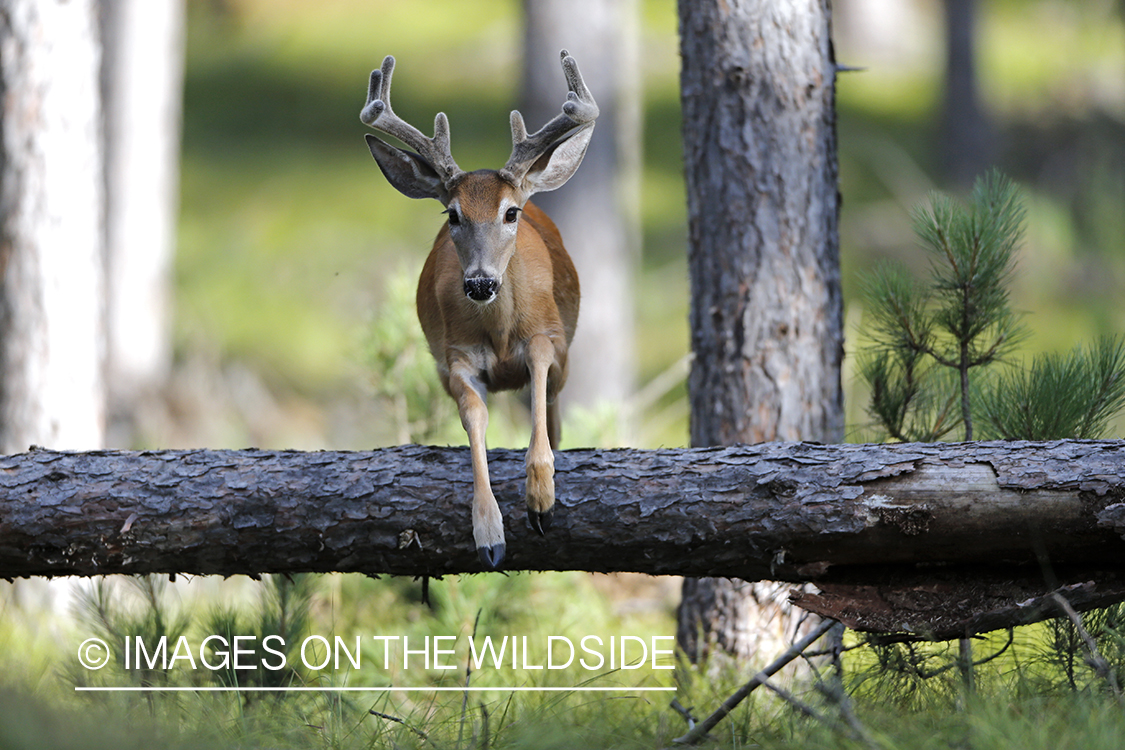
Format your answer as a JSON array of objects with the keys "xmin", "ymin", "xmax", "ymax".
[
  {"xmin": 676, "ymin": 0, "xmax": 844, "ymax": 664},
  {"xmin": 5, "ymin": 440, "xmax": 1125, "ymax": 640},
  {"xmin": 0, "ymin": 0, "xmax": 106, "ymax": 453},
  {"xmin": 100, "ymin": 0, "xmax": 184, "ymax": 447},
  {"xmin": 520, "ymin": 0, "xmax": 641, "ymax": 418},
  {"xmin": 940, "ymin": 0, "xmax": 994, "ymax": 186}
]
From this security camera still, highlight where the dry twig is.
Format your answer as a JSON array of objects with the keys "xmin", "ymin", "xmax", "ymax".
[
  {"xmin": 1052, "ymin": 592, "xmax": 1122, "ymax": 697},
  {"xmin": 459, "ymin": 608, "xmax": 484, "ymax": 749},
  {"xmin": 673, "ymin": 618, "xmax": 838, "ymax": 744}
]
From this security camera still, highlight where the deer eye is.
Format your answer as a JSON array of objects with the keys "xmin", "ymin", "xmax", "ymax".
[
  {"xmin": 504, "ymin": 206, "xmax": 521, "ymax": 224},
  {"xmin": 445, "ymin": 208, "xmax": 461, "ymax": 226}
]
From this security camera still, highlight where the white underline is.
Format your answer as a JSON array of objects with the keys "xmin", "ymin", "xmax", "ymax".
[{"xmin": 75, "ymin": 686, "xmax": 675, "ymax": 693}]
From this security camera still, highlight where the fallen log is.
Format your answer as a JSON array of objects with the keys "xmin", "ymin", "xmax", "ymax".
[{"xmin": 4, "ymin": 440, "xmax": 1125, "ymax": 639}]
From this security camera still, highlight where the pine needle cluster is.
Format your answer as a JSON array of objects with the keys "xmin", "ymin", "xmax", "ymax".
[
  {"xmin": 858, "ymin": 170, "xmax": 1125, "ymax": 442},
  {"xmin": 72, "ymin": 574, "xmax": 316, "ymax": 692},
  {"xmin": 978, "ymin": 336, "xmax": 1125, "ymax": 440}
]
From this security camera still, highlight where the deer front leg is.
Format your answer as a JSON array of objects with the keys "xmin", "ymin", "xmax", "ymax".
[
  {"xmin": 526, "ymin": 334, "xmax": 560, "ymax": 535},
  {"xmin": 448, "ymin": 362, "xmax": 505, "ymax": 569}
]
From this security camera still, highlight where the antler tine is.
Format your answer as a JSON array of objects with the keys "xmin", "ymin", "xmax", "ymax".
[
  {"xmin": 360, "ymin": 55, "xmax": 461, "ymax": 184},
  {"xmin": 502, "ymin": 50, "xmax": 599, "ymax": 183}
]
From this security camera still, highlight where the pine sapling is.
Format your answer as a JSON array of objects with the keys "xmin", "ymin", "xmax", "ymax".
[{"xmin": 860, "ymin": 170, "xmax": 1027, "ymax": 441}]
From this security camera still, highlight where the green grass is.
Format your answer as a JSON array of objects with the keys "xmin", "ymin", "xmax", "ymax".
[
  {"xmin": 9, "ymin": 682, "xmax": 1125, "ymax": 750},
  {"xmin": 10, "ymin": 576, "xmax": 1125, "ymax": 750}
]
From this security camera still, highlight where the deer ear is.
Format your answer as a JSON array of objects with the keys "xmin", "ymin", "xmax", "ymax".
[
  {"xmin": 365, "ymin": 134, "xmax": 447, "ymax": 201},
  {"xmin": 520, "ymin": 124, "xmax": 594, "ymax": 195}
]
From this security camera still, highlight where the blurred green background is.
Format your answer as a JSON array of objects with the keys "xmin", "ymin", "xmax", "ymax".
[
  {"xmin": 2, "ymin": 4, "xmax": 1124, "ymax": 747},
  {"xmin": 172, "ymin": 0, "xmax": 1125, "ymax": 452}
]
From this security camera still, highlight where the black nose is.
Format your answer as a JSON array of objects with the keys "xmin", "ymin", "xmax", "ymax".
[{"xmin": 464, "ymin": 277, "xmax": 498, "ymax": 301}]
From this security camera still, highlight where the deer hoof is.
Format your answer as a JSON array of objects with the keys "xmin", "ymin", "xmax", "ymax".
[
  {"xmin": 478, "ymin": 542, "xmax": 506, "ymax": 570},
  {"xmin": 528, "ymin": 507, "xmax": 554, "ymax": 536}
]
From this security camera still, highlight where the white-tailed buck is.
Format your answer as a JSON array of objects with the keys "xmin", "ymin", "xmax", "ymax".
[{"xmin": 360, "ymin": 51, "xmax": 597, "ymax": 569}]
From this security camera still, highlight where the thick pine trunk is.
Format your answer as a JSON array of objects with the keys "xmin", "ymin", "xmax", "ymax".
[
  {"xmin": 4, "ymin": 440, "xmax": 1125, "ymax": 640},
  {"xmin": 677, "ymin": 0, "xmax": 843, "ymax": 664}
]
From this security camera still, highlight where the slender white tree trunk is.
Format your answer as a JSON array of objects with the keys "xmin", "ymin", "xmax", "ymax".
[
  {"xmin": 101, "ymin": 0, "xmax": 184, "ymax": 446},
  {"xmin": 520, "ymin": 0, "xmax": 642, "ymax": 425},
  {"xmin": 0, "ymin": 0, "xmax": 106, "ymax": 453}
]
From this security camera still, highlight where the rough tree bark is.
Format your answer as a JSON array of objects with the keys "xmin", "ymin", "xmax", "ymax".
[
  {"xmin": 520, "ymin": 0, "xmax": 641, "ymax": 414},
  {"xmin": 0, "ymin": 0, "xmax": 106, "ymax": 453},
  {"xmin": 5, "ymin": 440, "xmax": 1125, "ymax": 641},
  {"xmin": 677, "ymin": 0, "xmax": 844, "ymax": 664}
]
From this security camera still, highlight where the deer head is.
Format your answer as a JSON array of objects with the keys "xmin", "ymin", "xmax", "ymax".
[{"xmin": 360, "ymin": 50, "xmax": 598, "ymax": 304}]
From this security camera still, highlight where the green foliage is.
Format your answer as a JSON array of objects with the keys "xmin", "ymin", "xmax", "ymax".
[
  {"xmin": 74, "ymin": 576, "xmax": 192, "ymax": 687},
  {"xmin": 1032, "ymin": 604, "xmax": 1125, "ymax": 694},
  {"xmin": 362, "ymin": 264, "xmax": 461, "ymax": 446},
  {"xmin": 72, "ymin": 574, "xmax": 314, "ymax": 694},
  {"xmin": 850, "ymin": 638, "xmax": 970, "ymax": 709},
  {"xmin": 978, "ymin": 336, "xmax": 1125, "ymax": 440},
  {"xmin": 859, "ymin": 170, "xmax": 1125, "ymax": 442},
  {"xmin": 0, "ymin": 687, "xmax": 208, "ymax": 750},
  {"xmin": 204, "ymin": 573, "xmax": 315, "ymax": 690},
  {"xmin": 859, "ymin": 265, "xmax": 946, "ymax": 441},
  {"xmin": 860, "ymin": 170, "xmax": 1027, "ymax": 440},
  {"xmin": 912, "ymin": 170, "xmax": 1025, "ymax": 363}
]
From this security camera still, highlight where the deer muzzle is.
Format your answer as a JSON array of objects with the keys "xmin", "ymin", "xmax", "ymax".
[{"xmin": 463, "ymin": 276, "xmax": 499, "ymax": 303}]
